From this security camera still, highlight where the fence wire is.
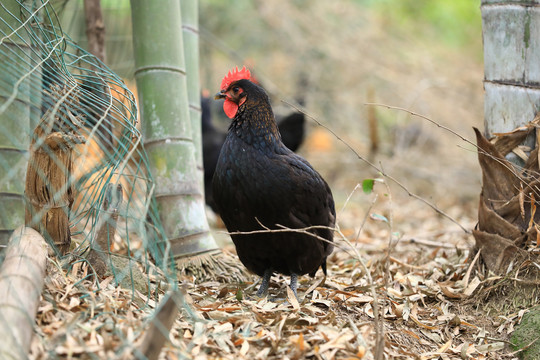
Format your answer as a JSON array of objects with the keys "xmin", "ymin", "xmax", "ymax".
[{"xmin": 0, "ymin": 1, "xmax": 179, "ymax": 358}]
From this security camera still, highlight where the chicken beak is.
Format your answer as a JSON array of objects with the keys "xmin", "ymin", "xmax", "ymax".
[{"xmin": 214, "ymin": 91, "xmax": 226, "ymax": 100}]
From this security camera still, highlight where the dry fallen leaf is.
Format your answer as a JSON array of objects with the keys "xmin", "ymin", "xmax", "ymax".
[{"xmin": 286, "ymin": 286, "xmax": 300, "ymax": 310}]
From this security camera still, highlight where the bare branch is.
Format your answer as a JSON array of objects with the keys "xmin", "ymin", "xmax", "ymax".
[
  {"xmin": 221, "ymin": 224, "xmax": 357, "ymax": 259},
  {"xmin": 282, "ymin": 100, "xmax": 470, "ymax": 234},
  {"xmin": 365, "ymin": 102, "xmax": 476, "ymax": 147}
]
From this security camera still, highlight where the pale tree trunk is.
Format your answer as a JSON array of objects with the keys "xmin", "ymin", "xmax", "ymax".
[
  {"xmin": 482, "ymin": 0, "xmax": 540, "ymax": 152},
  {"xmin": 130, "ymin": 0, "xmax": 218, "ymax": 261}
]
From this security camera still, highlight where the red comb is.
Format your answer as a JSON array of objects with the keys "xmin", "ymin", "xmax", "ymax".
[{"xmin": 220, "ymin": 66, "xmax": 252, "ymax": 91}]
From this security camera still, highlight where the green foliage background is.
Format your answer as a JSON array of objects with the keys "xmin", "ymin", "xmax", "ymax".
[{"xmin": 363, "ymin": 0, "xmax": 481, "ymax": 49}]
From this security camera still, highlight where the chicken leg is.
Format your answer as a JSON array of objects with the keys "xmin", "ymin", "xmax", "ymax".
[
  {"xmin": 290, "ymin": 273, "xmax": 299, "ymax": 299},
  {"xmin": 256, "ymin": 268, "xmax": 273, "ymax": 297}
]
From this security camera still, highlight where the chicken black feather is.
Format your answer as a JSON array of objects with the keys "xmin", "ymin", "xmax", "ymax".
[{"xmin": 202, "ymin": 94, "xmax": 306, "ymax": 212}]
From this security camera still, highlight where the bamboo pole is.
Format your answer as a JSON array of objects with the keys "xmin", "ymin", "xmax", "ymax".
[
  {"xmin": 0, "ymin": 0, "xmax": 32, "ymax": 246},
  {"xmin": 130, "ymin": 0, "xmax": 218, "ymax": 261},
  {"xmin": 0, "ymin": 226, "xmax": 48, "ymax": 360},
  {"xmin": 23, "ymin": 0, "xmax": 43, "ymax": 137},
  {"xmin": 481, "ymin": 1, "xmax": 540, "ymax": 163},
  {"xmin": 181, "ymin": 0, "xmax": 203, "ymax": 190}
]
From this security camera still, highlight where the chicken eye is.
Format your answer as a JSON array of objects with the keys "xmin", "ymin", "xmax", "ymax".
[{"xmin": 233, "ymin": 86, "xmax": 240, "ymax": 93}]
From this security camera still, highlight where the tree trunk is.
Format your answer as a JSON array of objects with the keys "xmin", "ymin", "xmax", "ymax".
[
  {"xmin": 83, "ymin": 0, "xmax": 106, "ymax": 63},
  {"xmin": 130, "ymin": 0, "xmax": 218, "ymax": 262},
  {"xmin": 482, "ymin": 0, "xmax": 540, "ymax": 161},
  {"xmin": 82, "ymin": 0, "xmax": 116, "ymax": 150},
  {"xmin": 0, "ymin": 1, "xmax": 33, "ymax": 246}
]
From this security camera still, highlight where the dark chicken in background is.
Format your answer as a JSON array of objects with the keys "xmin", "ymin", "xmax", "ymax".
[
  {"xmin": 202, "ymin": 92, "xmax": 306, "ymax": 212},
  {"xmin": 212, "ymin": 67, "xmax": 335, "ymax": 298},
  {"xmin": 202, "ymin": 95, "xmax": 226, "ymax": 211}
]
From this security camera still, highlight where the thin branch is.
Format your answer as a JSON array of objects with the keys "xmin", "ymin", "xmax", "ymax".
[
  {"xmin": 505, "ymin": 337, "xmax": 538, "ymax": 357},
  {"xmin": 376, "ymin": 177, "xmax": 394, "ymax": 360},
  {"xmin": 282, "ymin": 100, "xmax": 470, "ymax": 234},
  {"xmin": 221, "ymin": 224, "xmax": 357, "ymax": 260},
  {"xmin": 365, "ymin": 102, "xmax": 476, "ymax": 147},
  {"xmin": 355, "ymin": 191, "xmax": 378, "ymax": 244},
  {"xmin": 398, "ymin": 105, "xmax": 540, "ymax": 204}
]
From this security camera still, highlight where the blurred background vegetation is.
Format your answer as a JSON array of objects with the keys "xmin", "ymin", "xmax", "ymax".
[
  {"xmin": 57, "ymin": 0, "xmax": 482, "ymax": 75},
  {"xmin": 366, "ymin": 0, "xmax": 481, "ymax": 51},
  {"xmin": 56, "ymin": 0, "xmax": 484, "ymax": 234}
]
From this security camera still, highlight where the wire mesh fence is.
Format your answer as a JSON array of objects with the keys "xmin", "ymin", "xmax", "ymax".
[{"xmin": 0, "ymin": 1, "xmax": 179, "ymax": 358}]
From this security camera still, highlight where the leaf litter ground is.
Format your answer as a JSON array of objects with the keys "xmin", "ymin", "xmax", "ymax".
[
  {"xmin": 29, "ymin": 183, "xmax": 528, "ymax": 359},
  {"xmin": 29, "ymin": 99, "xmax": 532, "ymax": 359},
  {"xmin": 29, "ymin": 38, "xmax": 526, "ymax": 357}
]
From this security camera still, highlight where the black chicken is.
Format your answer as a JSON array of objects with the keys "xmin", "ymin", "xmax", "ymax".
[
  {"xmin": 202, "ymin": 95, "xmax": 226, "ymax": 211},
  {"xmin": 212, "ymin": 67, "xmax": 335, "ymax": 298},
  {"xmin": 202, "ymin": 93, "xmax": 306, "ymax": 212}
]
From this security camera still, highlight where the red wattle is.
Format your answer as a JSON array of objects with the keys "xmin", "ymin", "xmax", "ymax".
[{"xmin": 223, "ymin": 99, "xmax": 238, "ymax": 119}]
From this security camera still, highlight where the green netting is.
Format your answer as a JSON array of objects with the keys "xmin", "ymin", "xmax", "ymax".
[
  {"xmin": 0, "ymin": 1, "xmax": 238, "ymax": 357},
  {"xmin": 0, "ymin": 0, "xmax": 175, "ymax": 308}
]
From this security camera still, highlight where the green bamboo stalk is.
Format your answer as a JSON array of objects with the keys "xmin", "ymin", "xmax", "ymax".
[
  {"xmin": 0, "ymin": 0, "xmax": 32, "ymax": 246},
  {"xmin": 27, "ymin": 2, "xmax": 42, "ymax": 134},
  {"xmin": 130, "ymin": 0, "xmax": 218, "ymax": 260},
  {"xmin": 181, "ymin": 0, "xmax": 203, "ymax": 190}
]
